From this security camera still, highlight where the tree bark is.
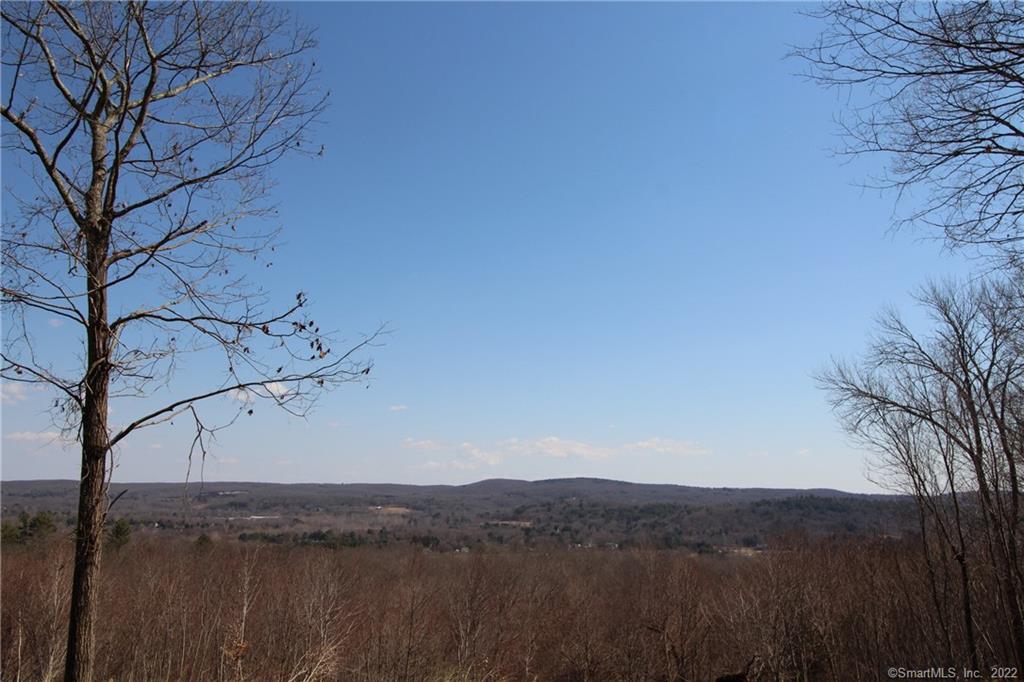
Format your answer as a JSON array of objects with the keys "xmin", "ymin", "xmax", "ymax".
[
  {"xmin": 63, "ymin": 440, "xmax": 107, "ymax": 682},
  {"xmin": 65, "ymin": 129, "xmax": 112, "ymax": 680},
  {"xmin": 64, "ymin": 236, "xmax": 110, "ymax": 681}
]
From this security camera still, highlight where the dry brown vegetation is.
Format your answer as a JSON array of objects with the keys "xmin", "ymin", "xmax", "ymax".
[{"xmin": 1, "ymin": 535, "xmax": 1016, "ymax": 681}]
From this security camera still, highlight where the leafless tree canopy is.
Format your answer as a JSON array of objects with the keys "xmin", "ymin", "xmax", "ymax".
[
  {"xmin": 1, "ymin": 4, "xmax": 378, "ymax": 679},
  {"xmin": 798, "ymin": 2, "xmax": 1024, "ymax": 263},
  {"xmin": 820, "ymin": 280, "xmax": 1024, "ymax": 667},
  {"xmin": 2, "ymin": 1, "xmax": 376, "ymax": 459}
]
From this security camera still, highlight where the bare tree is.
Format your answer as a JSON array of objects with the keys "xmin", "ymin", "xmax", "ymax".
[
  {"xmin": 801, "ymin": 3, "xmax": 1024, "ymax": 662},
  {"xmin": 796, "ymin": 2, "xmax": 1024, "ymax": 266},
  {"xmin": 0, "ymin": 3, "xmax": 379, "ymax": 680},
  {"xmin": 819, "ymin": 280, "xmax": 1024, "ymax": 667}
]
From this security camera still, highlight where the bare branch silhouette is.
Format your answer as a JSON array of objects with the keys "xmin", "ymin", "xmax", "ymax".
[{"xmin": 1, "ymin": 4, "xmax": 377, "ymax": 680}]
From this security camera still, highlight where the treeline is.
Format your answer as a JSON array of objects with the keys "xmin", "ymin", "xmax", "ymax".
[
  {"xmin": 0, "ymin": 511, "xmax": 59, "ymax": 543},
  {"xmin": 238, "ymin": 529, "xmax": 390, "ymax": 549},
  {"xmin": 2, "ymin": 513, "xmax": 131, "ymax": 549},
  {"xmin": 494, "ymin": 496, "xmax": 911, "ymax": 548},
  {"xmin": 2, "ymin": 536, "xmax": 1017, "ymax": 681},
  {"xmin": 3, "ymin": 492, "xmax": 913, "ymax": 555}
]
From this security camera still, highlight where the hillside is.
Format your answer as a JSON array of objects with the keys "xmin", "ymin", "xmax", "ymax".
[{"xmin": 1, "ymin": 477, "xmax": 914, "ymax": 551}]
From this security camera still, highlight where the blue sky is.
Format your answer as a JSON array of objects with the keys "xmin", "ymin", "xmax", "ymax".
[{"xmin": 2, "ymin": 3, "xmax": 973, "ymax": 492}]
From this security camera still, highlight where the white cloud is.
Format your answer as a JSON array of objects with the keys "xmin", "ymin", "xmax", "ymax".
[
  {"xmin": 407, "ymin": 434, "xmax": 709, "ymax": 472},
  {"xmin": 388, "ymin": 404, "xmax": 408, "ymax": 412},
  {"xmin": 459, "ymin": 442, "xmax": 502, "ymax": 466},
  {"xmin": 415, "ymin": 460, "xmax": 445, "ymax": 470},
  {"xmin": 218, "ymin": 456, "xmax": 240, "ymax": 465},
  {"xmin": 414, "ymin": 458, "xmax": 482, "ymax": 471},
  {"xmin": 229, "ymin": 381, "xmax": 292, "ymax": 404},
  {"xmin": 48, "ymin": 318, "xmax": 63, "ymax": 328},
  {"xmin": 148, "ymin": 443, "xmax": 163, "ymax": 450},
  {"xmin": 625, "ymin": 438, "xmax": 710, "ymax": 457},
  {"xmin": 403, "ymin": 437, "xmax": 442, "ymax": 451},
  {"xmin": 5, "ymin": 430, "xmax": 63, "ymax": 443},
  {"xmin": 502, "ymin": 436, "xmax": 612, "ymax": 461},
  {"xmin": 229, "ymin": 388, "xmax": 254, "ymax": 404},
  {"xmin": 265, "ymin": 382, "xmax": 291, "ymax": 398},
  {"xmin": 1, "ymin": 383, "xmax": 30, "ymax": 405},
  {"xmin": 796, "ymin": 448, "xmax": 811, "ymax": 456},
  {"xmin": 404, "ymin": 438, "xmax": 501, "ymax": 470},
  {"xmin": 327, "ymin": 420, "xmax": 341, "ymax": 429}
]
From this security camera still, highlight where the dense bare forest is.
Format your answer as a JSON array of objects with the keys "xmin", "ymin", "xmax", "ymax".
[{"xmin": 3, "ymin": 535, "xmax": 1017, "ymax": 681}]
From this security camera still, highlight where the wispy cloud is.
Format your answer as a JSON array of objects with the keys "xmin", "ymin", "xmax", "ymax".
[
  {"xmin": 388, "ymin": 404, "xmax": 408, "ymax": 412},
  {"xmin": 1, "ymin": 383, "xmax": 30, "ymax": 405},
  {"xmin": 266, "ymin": 382, "xmax": 291, "ymax": 398},
  {"xmin": 405, "ymin": 434, "xmax": 709, "ymax": 472},
  {"xmin": 502, "ymin": 436, "xmax": 612, "ymax": 461},
  {"xmin": 228, "ymin": 388, "xmax": 253, "ymax": 404},
  {"xmin": 403, "ymin": 437, "xmax": 443, "ymax": 451},
  {"xmin": 625, "ymin": 438, "xmax": 710, "ymax": 457},
  {"xmin": 406, "ymin": 439, "xmax": 501, "ymax": 470},
  {"xmin": 229, "ymin": 381, "xmax": 292, "ymax": 404},
  {"xmin": 460, "ymin": 442, "xmax": 502, "ymax": 466},
  {"xmin": 415, "ymin": 458, "xmax": 483, "ymax": 471},
  {"xmin": 48, "ymin": 318, "xmax": 63, "ymax": 328},
  {"xmin": 5, "ymin": 430, "xmax": 63, "ymax": 443}
]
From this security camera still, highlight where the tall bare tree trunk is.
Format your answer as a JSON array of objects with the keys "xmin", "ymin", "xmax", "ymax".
[
  {"xmin": 65, "ymin": 123, "xmax": 112, "ymax": 681},
  {"xmin": 64, "ymin": 236, "xmax": 110, "ymax": 682},
  {"xmin": 63, "ymin": 443, "xmax": 106, "ymax": 682},
  {"xmin": 0, "ymin": 5, "xmax": 359, "ymax": 678}
]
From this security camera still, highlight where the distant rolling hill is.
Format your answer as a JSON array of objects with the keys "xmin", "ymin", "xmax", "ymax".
[{"xmin": 1, "ymin": 478, "xmax": 914, "ymax": 550}]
